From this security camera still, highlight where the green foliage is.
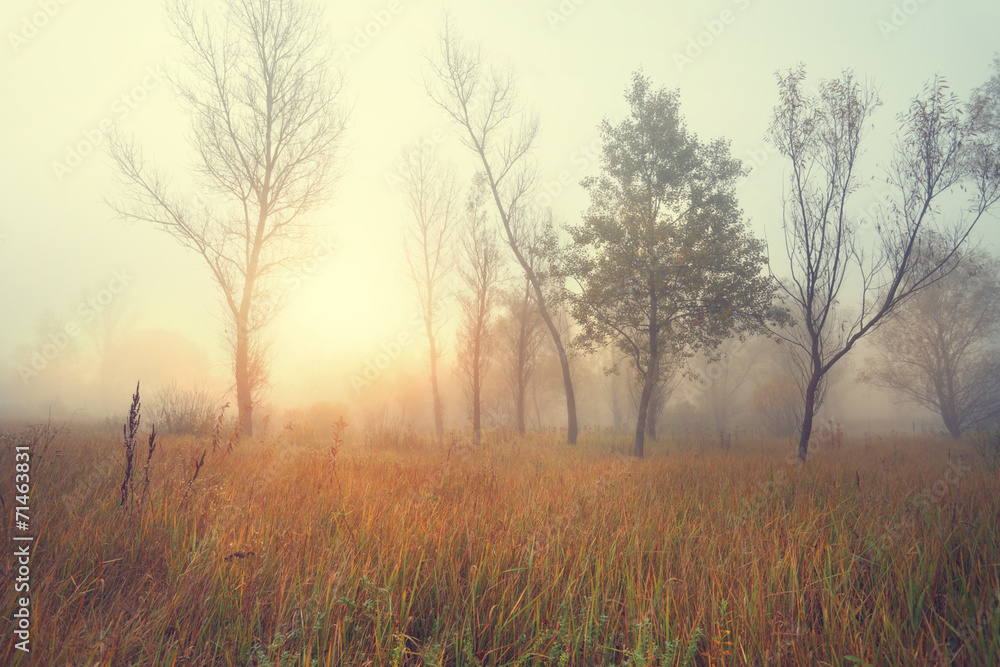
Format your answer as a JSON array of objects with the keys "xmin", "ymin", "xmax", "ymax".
[{"xmin": 566, "ymin": 70, "xmax": 784, "ymax": 380}]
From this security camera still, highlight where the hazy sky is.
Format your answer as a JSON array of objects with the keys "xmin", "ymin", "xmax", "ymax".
[{"xmin": 2, "ymin": 0, "xmax": 999, "ymax": 413}]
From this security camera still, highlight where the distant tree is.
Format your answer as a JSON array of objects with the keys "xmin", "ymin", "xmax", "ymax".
[
  {"xmin": 89, "ymin": 291, "xmax": 137, "ymax": 414},
  {"xmin": 603, "ymin": 349, "xmax": 629, "ymax": 433},
  {"xmin": 152, "ymin": 380, "xmax": 219, "ymax": 436},
  {"xmin": 498, "ymin": 274, "xmax": 546, "ymax": 437},
  {"xmin": 567, "ymin": 72, "xmax": 783, "ymax": 457},
  {"xmin": 399, "ymin": 144, "xmax": 458, "ymax": 441},
  {"xmin": 107, "ymin": 0, "xmax": 347, "ymax": 436},
  {"xmin": 14, "ymin": 311, "xmax": 83, "ymax": 404},
  {"xmin": 456, "ymin": 175, "xmax": 505, "ymax": 445},
  {"xmin": 624, "ymin": 356, "xmax": 680, "ymax": 442},
  {"xmin": 750, "ymin": 373, "xmax": 801, "ymax": 437},
  {"xmin": 767, "ymin": 66, "xmax": 1000, "ymax": 461},
  {"xmin": 426, "ymin": 18, "xmax": 579, "ymax": 445},
  {"xmin": 972, "ymin": 52, "xmax": 1000, "ymax": 138},
  {"xmin": 860, "ymin": 251, "xmax": 1000, "ymax": 438},
  {"xmin": 694, "ymin": 336, "xmax": 765, "ymax": 437}
]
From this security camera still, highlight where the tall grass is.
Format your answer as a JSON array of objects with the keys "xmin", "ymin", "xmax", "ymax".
[{"xmin": 2, "ymin": 424, "xmax": 998, "ymax": 665}]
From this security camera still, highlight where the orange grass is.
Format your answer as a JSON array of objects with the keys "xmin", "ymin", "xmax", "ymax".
[{"xmin": 1, "ymin": 426, "xmax": 998, "ymax": 666}]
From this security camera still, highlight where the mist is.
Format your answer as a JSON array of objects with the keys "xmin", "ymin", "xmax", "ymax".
[{"xmin": 3, "ymin": 0, "xmax": 1000, "ymax": 663}]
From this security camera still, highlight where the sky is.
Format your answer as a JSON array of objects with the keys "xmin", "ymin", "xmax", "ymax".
[{"xmin": 1, "ymin": 0, "xmax": 998, "ymax": 419}]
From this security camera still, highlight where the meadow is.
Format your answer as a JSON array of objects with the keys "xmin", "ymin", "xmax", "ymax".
[{"xmin": 1, "ymin": 419, "xmax": 998, "ymax": 666}]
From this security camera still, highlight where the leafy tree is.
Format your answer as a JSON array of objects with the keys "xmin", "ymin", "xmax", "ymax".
[
  {"xmin": 566, "ymin": 72, "xmax": 783, "ymax": 457},
  {"xmin": 860, "ymin": 251, "xmax": 1000, "ymax": 437}
]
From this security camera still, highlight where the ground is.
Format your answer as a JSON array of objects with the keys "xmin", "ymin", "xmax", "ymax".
[{"xmin": 1, "ymin": 424, "xmax": 998, "ymax": 666}]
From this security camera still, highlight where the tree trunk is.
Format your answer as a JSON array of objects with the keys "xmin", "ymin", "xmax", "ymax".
[
  {"xmin": 515, "ymin": 380, "xmax": 526, "ymax": 437},
  {"xmin": 635, "ymin": 287, "xmax": 658, "ymax": 457},
  {"xmin": 634, "ymin": 373, "xmax": 654, "ymax": 457},
  {"xmin": 534, "ymin": 305, "xmax": 578, "ymax": 444},
  {"xmin": 645, "ymin": 382, "xmax": 657, "ymax": 441},
  {"xmin": 472, "ymin": 330, "xmax": 482, "ymax": 446},
  {"xmin": 514, "ymin": 297, "xmax": 528, "ymax": 438},
  {"xmin": 939, "ymin": 400, "xmax": 962, "ymax": 439},
  {"xmin": 235, "ymin": 317, "xmax": 253, "ymax": 438},
  {"xmin": 478, "ymin": 167, "xmax": 577, "ymax": 445},
  {"xmin": 428, "ymin": 327, "xmax": 445, "ymax": 441},
  {"xmin": 798, "ymin": 374, "xmax": 820, "ymax": 462},
  {"xmin": 935, "ymin": 369, "xmax": 963, "ymax": 439}
]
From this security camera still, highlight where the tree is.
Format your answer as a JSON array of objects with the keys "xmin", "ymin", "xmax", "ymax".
[
  {"xmin": 767, "ymin": 66, "xmax": 1000, "ymax": 461},
  {"xmin": 694, "ymin": 336, "xmax": 765, "ymax": 437},
  {"xmin": 625, "ymin": 355, "xmax": 680, "ymax": 442},
  {"xmin": 456, "ymin": 175, "xmax": 504, "ymax": 445},
  {"xmin": 108, "ymin": 0, "xmax": 347, "ymax": 436},
  {"xmin": 750, "ymin": 373, "xmax": 802, "ymax": 437},
  {"xmin": 603, "ymin": 349, "xmax": 629, "ymax": 433},
  {"xmin": 567, "ymin": 72, "xmax": 782, "ymax": 457},
  {"xmin": 498, "ymin": 274, "xmax": 546, "ymax": 436},
  {"xmin": 426, "ymin": 18, "xmax": 579, "ymax": 445},
  {"xmin": 972, "ymin": 52, "xmax": 1000, "ymax": 139},
  {"xmin": 399, "ymin": 143, "xmax": 457, "ymax": 441},
  {"xmin": 860, "ymin": 251, "xmax": 1000, "ymax": 437}
]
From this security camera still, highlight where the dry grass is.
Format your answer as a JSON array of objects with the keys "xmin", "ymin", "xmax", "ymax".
[{"xmin": 1, "ymin": 423, "xmax": 998, "ymax": 666}]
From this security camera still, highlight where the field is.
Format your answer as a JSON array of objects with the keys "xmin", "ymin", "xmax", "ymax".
[{"xmin": 2, "ymin": 422, "xmax": 999, "ymax": 666}]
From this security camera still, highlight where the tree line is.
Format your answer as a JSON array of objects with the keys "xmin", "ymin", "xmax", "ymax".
[{"xmin": 107, "ymin": 0, "xmax": 1000, "ymax": 458}]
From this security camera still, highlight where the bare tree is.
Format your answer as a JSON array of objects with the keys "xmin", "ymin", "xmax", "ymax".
[
  {"xmin": 399, "ymin": 143, "xmax": 457, "ymax": 440},
  {"xmin": 425, "ymin": 18, "xmax": 579, "ymax": 445},
  {"xmin": 972, "ymin": 52, "xmax": 1000, "ymax": 138},
  {"xmin": 498, "ymin": 275, "xmax": 546, "ymax": 436},
  {"xmin": 861, "ymin": 251, "xmax": 1000, "ymax": 437},
  {"xmin": 695, "ymin": 337, "xmax": 764, "ymax": 437},
  {"xmin": 603, "ymin": 349, "xmax": 629, "ymax": 433},
  {"xmin": 107, "ymin": 0, "xmax": 347, "ymax": 436},
  {"xmin": 456, "ymin": 174, "xmax": 505, "ymax": 445},
  {"xmin": 750, "ymin": 373, "xmax": 802, "ymax": 437},
  {"xmin": 767, "ymin": 66, "xmax": 1000, "ymax": 461}
]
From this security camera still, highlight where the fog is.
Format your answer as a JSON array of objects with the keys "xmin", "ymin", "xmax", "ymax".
[{"xmin": 3, "ymin": 0, "xmax": 998, "ymax": 437}]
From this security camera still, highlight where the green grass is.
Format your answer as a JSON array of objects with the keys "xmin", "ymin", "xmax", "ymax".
[{"xmin": 2, "ymin": 425, "xmax": 998, "ymax": 665}]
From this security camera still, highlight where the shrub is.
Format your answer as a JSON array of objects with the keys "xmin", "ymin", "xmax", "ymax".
[{"xmin": 151, "ymin": 380, "xmax": 219, "ymax": 436}]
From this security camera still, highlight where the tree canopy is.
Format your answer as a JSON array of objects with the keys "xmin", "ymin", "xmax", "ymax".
[{"xmin": 566, "ymin": 72, "xmax": 784, "ymax": 456}]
